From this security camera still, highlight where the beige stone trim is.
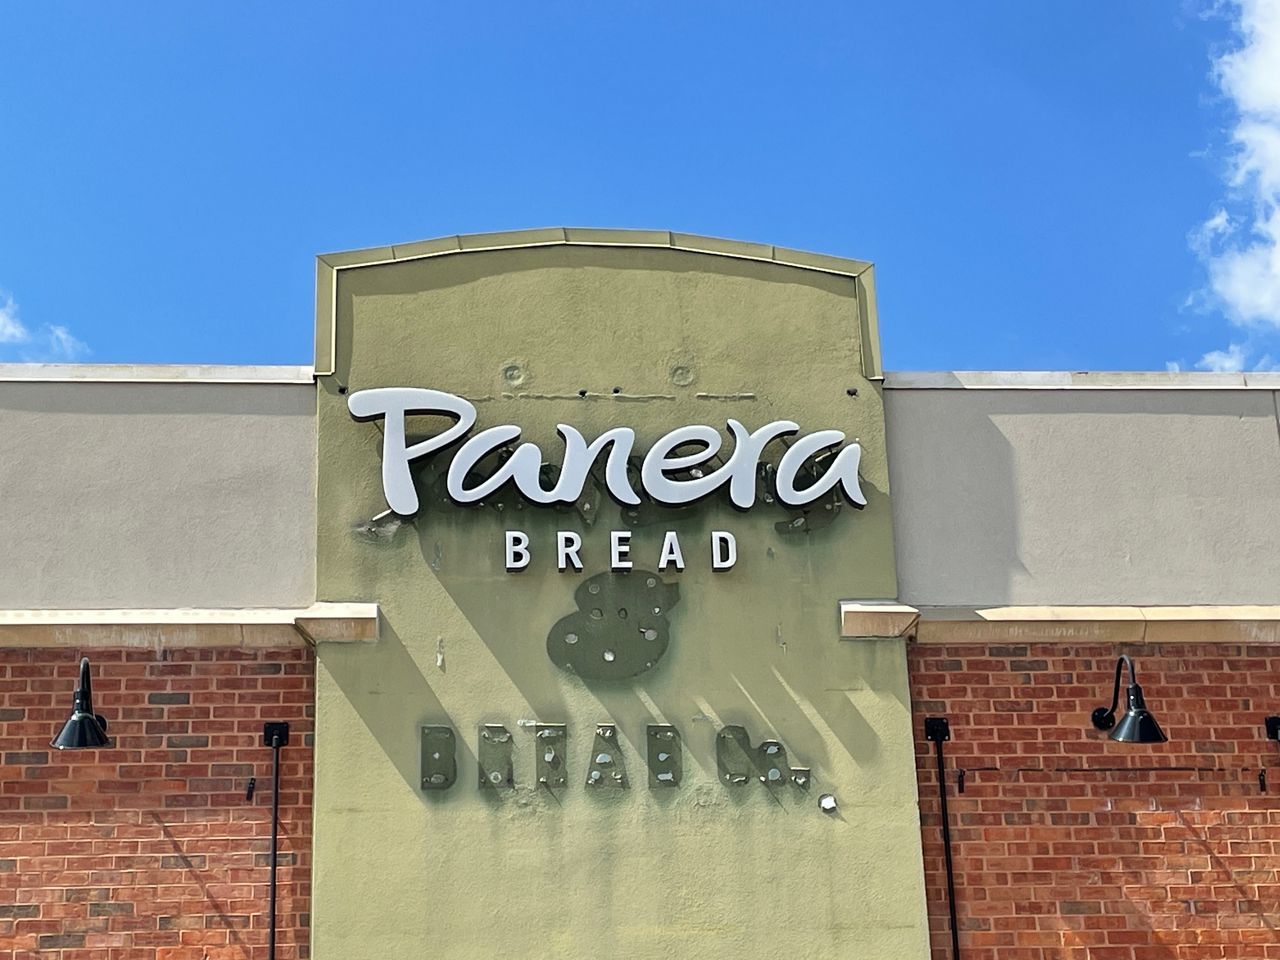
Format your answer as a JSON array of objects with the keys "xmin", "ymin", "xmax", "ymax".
[
  {"xmin": 0, "ymin": 603, "xmax": 379, "ymax": 649},
  {"xmin": 314, "ymin": 228, "xmax": 881, "ymax": 379},
  {"xmin": 839, "ymin": 602, "xmax": 920, "ymax": 639},
  {"xmin": 883, "ymin": 370, "xmax": 1280, "ymax": 390},
  {"xmin": 0, "ymin": 364, "xmax": 314, "ymax": 384},
  {"xmin": 1135, "ymin": 606, "xmax": 1280, "ymax": 644},
  {"xmin": 839, "ymin": 602, "xmax": 1280, "ymax": 644},
  {"xmin": 914, "ymin": 607, "xmax": 1144, "ymax": 644}
]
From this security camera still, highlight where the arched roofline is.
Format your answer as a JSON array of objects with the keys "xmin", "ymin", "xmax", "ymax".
[{"xmin": 315, "ymin": 228, "xmax": 881, "ymax": 379}]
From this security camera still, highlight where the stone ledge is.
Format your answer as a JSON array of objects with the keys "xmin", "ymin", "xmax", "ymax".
[
  {"xmin": 883, "ymin": 370, "xmax": 1280, "ymax": 390},
  {"xmin": 0, "ymin": 603, "xmax": 379, "ymax": 648},
  {"xmin": 0, "ymin": 364, "xmax": 314, "ymax": 383},
  {"xmin": 839, "ymin": 603, "xmax": 920, "ymax": 640},
  {"xmin": 839, "ymin": 602, "xmax": 1280, "ymax": 644}
]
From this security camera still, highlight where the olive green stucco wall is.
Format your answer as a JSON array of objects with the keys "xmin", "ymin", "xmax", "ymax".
[{"xmin": 311, "ymin": 237, "xmax": 929, "ymax": 959}]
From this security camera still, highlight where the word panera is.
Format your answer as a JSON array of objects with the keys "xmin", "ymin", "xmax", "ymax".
[{"xmin": 348, "ymin": 387, "xmax": 867, "ymax": 516}]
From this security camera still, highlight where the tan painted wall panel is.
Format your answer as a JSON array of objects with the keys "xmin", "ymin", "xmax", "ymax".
[
  {"xmin": 0, "ymin": 381, "xmax": 316, "ymax": 609},
  {"xmin": 886, "ymin": 388, "xmax": 1280, "ymax": 606}
]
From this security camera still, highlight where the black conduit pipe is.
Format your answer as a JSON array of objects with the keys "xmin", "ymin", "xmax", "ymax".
[
  {"xmin": 924, "ymin": 717, "xmax": 960, "ymax": 960},
  {"xmin": 263, "ymin": 722, "xmax": 290, "ymax": 960}
]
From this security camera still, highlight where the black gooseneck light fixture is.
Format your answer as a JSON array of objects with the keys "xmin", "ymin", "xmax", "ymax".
[
  {"xmin": 51, "ymin": 657, "xmax": 112, "ymax": 750},
  {"xmin": 1091, "ymin": 654, "xmax": 1168, "ymax": 743}
]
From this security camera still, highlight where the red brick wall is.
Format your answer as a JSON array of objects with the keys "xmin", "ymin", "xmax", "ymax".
[
  {"xmin": 0, "ymin": 646, "xmax": 313, "ymax": 960},
  {"xmin": 910, "ymin": 641, "xmax": 1280, "ymax": 960}
]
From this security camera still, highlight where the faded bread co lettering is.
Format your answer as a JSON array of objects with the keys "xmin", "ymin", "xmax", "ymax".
[{"xmin": 349, "ymin": 387, "xmax": 866, "ymax": 570}]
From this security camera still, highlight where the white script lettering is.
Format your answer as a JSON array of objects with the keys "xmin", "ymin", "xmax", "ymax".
[{"xmin": 349, "ymin": 388, "xmax": 865, "ymax": 516}]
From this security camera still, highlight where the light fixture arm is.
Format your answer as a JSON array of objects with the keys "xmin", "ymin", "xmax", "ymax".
[
  {"xmin": 77, "ymin": 657, "xmax": 110, "ymax": 733},
  {"xmin": 77, "ymin": 658, "xmax": 93, "ymax": 716},
  {"xmin": 1092, "ymin": 654, "xmax": 1136, "ymax": 731},
  {"xmin": 72, "ymin": 658, "xmax": 107, "ymax": 728}
]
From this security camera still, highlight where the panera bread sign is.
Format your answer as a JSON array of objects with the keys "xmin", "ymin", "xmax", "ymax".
[{"xmin": 350, "ymin": 387, "xmax": 866, "ymax": 571}]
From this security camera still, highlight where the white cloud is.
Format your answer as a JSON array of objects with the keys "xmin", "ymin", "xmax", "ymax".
[
  {"xmin": 1194, "ymin": 0, "xmax": 1280, "ymax": 331},
  {"xmin": 0, "ymin": 290, "xmax": 90, "ymax": 363},
  {"xmin": 1192, "ymin": 339, "xmax": 1280, "ymax": 370},
  {"xmin": 1196, "ymin": 341, "xmax": 1248, "ymax": 370},
  {"xmin": 45, "ymin": 325, "xmax": 89, "ymax": 361},
  {"xmin": 0, "ymin": 294, "xmax": 30, "ymax": 344}
]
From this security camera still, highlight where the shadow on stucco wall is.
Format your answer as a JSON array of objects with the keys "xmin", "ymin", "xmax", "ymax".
[{"xmin": 407, "ymin": 473, "xmax": 897, "ymax": 795}]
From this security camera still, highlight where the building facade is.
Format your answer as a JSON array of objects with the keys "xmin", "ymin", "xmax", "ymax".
[{"xmin": 1, "ymin": 230, "xmax": 1279, "ymax": 959}]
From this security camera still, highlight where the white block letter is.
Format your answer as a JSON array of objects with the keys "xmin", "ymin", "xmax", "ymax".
[
  {"xmin": 657, "ymin": 530, "xmax": 686, "ymax": 571},
  {"xmin": 711, "ymin": 530, "xmax": 737, "ymax": 571},
  {"xmin": 557, "ymin": 531, "xmax": 583, "ymax": 572},
  {"xmin": 505, "ymin": 530, "xmax": 531, "ymax": 571},
  {"xmin": 610, "ymin": 530, "xmax": 633, "ymax": 570}
]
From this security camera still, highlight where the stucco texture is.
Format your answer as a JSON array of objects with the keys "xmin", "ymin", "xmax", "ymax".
[
  {"xmin": 886, "ymin": 387, "xmax": 1280, "ymax": 606},
  {"xmin": 312, "ymin": 243, "xmax": 929, "ymax": 959},
  {"xmin": 0, "ymin": 381, "xmax": 316, "ymax": 609}
]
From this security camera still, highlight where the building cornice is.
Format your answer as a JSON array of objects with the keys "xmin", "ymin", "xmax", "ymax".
[
  {"xmin": 840, "ymin": 602, "xmax": 1280, "ymax": 644},
  {"xmin": 884, "ymin": 370, "xmax": 1280, "ymax": 390},
  {"xmin": 0, "ymin": 364, "xmax": 314, "ymax": 384},
  {"xmin": 2, "ymin": 366, "xmax": 1272, "ymax": 389},
  {"xmin": 0, "ymin": 603, "xmax": 379, "ymax": 648}
]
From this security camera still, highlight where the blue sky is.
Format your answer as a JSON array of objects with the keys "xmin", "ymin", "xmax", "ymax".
[{"xmin": 2, "ymin": 3, "xmax": 1278, "ymax": 372}]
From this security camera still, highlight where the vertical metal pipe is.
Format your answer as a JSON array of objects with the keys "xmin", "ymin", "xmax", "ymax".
[
  {"xmin": 925, "ymin": 716, "xmax": 960, "ymax": 960},
  {"xmin": 269, "ymin": 732, "xmax": 281, "ymax": 960},
  {"xmin": 934, "ymin": 735, "xmax": 960, "ymax": 960}
]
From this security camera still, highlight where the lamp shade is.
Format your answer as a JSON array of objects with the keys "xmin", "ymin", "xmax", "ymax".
[
  {"xmin": 51, "ymin": 658, "xmax": 112, "ymax": 750},
  {"xmin": 1108, "ymin": 683, "xmax": 1167, "ymax": 744}
]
